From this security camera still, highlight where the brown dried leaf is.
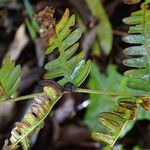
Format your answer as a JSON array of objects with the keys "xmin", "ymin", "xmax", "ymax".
[{"xmin": 34, "ymin": 6, "xmax": 56, "ymax": 40}]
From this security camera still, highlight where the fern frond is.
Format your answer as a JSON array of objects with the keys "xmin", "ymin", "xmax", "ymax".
[
  {"xmin": 91, "ymin": 97, "xmax": 137, "ymax": 149},
  {"xmin": 44, "ymin": 8, "xmax": 91, "ymax": 87},
  {"xmin": 91, "ymin": 1, "xmax": 150, "ymax": 148},
  {"xmin": 122, "ymin": 0, "xmax": 150, "ymax": 91},
  {"xmin": 0, "ymin": 56, "xmax": 21, "ymax": 101},
  {"xmin": 9, "ymin": 83, "xmax": 63, "ymax": 150}
]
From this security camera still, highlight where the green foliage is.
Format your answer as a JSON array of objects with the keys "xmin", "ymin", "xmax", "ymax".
[
  {"xmin": 24, "ymin": 0, "xmax": 34, "ymax": 18},
  {"xmin": 84, "ymin": 62, "xmax": 150, "ymax": 148},
  {"xmin": 0, "ymin": 56, "xmax": 21, "ymax": 101},
  {"xmin": 85, "ymin": 0, "xmax": 150, "ymax": 148},
  {"xmin": 44, "ymin": 9, "xmax": 91, "ymax": 87},
  {"xmin": 92, "ymin": 97, "xmax": 137, "ymax": 149},
  {"xmin": 84, "ymin": 62, "xmax": 127, "ymax": 131},
  {"xmin": 3, "ymin": 2, "xmax": 150, "ymax": 149},
  {"xmin": 9, "ymin": 85, "xmax": 63, "ymax": 150},
  {"xmin": 6, "ymin": 8, "xmax": 92, "ymax": 150},
  {"xmin": 24, "ymin": 0, "xmax": 39, "ymax": 39},
  {"xmin": 133, "ymin": 146, "xmax": 142, "ymax": 150},
  {"xmin": 122, "ymin": 0, "xmax": 150, "ymax": 91},
  {"xmin": 85, "ymin": 0, "xmax": 113, "ymax": 54}
]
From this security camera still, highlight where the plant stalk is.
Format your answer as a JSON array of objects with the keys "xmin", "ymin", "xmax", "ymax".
[
  {"xmin": 1, "ymin": 92, "xmax": 45, "ymax": 103},
  {"xmin": 1, "ymin": 88, "xmax": 149, "ymax": 103},
  {"xmin": 75, "ymin": 88, "xmax": 149, "ymax": 97}
]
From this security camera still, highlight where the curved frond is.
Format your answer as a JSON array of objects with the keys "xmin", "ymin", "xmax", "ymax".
[
  {"xmin": 0, "ymin": 56, "xmax": 21, "ymax": 101},
  {"xmin": 91, "ymin": 97, "xmax": 137, "ymax": 149},
  {"xmin": 122, "ymin": 0, "xmax": 150, "ymax": 91},
  {"xmin": 8, "ymin": 84, "xmax": 63, "ymax": 150},
  {"xmin": 43, "ymin": 8, "xmax": 91, "ymax": 87}
]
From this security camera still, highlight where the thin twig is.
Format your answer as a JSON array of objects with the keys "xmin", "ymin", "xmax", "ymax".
[{"xmin": 0, "ymin": 92, "xmax": 46, "ymax": 103}]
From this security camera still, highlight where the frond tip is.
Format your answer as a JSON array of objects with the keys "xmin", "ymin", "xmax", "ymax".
[
  {"xmin": 42, "ymin": 8, "xmax": 91, "ymax": 87},
  {"xmin": 0, "ymin": 56, "xmax": 21, "ymax": 101}
]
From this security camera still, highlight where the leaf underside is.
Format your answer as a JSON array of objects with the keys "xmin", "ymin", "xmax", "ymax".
[
  {"xmin": 91, "ymin": 0, "xmax": 150, "ymax": 148},
  {"xmin": 44, "ymin": 8, "xmax": 91, "ymax": 87},
  {"xmin": 0, "ymin": 56, "xmax": 21, "ymax": 101},
  {"xmin": 9, "ymin": 86, "xmax": 63, "ymax": 150},
  {"xmin": 122, "ymin": 0, "xmax": 150, "ymax": 91},
  {"xmin": 91, "ymin": 97, "xmax": 137, "ymax": 148}
]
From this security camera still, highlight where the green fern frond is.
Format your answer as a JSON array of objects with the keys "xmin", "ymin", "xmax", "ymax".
[
  {"xmin": 9, "ymin": 84, "xmax": 63, "ymax": 150},
  {"xmin": 91, "ymin": 1, "xmax": 150, "ymax": 148},
  {"xmin": 0, "ymin": 56, "xmax": 21, "ymax": 101},
  {"xmin": 122, "ymin": 0, "xmax": 150, "ymax": 91},
  {"xmin": 92, "ymin": 97, "xmax": 137, "ymax": 149},
  {"xmin": 44, "ymin": 9, "xmax": 91, "ymax": 87}
]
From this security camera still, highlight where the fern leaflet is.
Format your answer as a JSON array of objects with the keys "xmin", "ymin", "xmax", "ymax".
[
  {"xmin": 8, "ymin": 82, "xmax": 63, "ymax": 150},
  {"xmin": 43, "ymin": 8, "xmax": 91, "ymax": 87},
  {"xmin": 0, "ymin": 56, "xmax": 21, "ymax": 101},
  {"xmin": 91, "ymin": 97, "xmax": 137, "ymax": 149},
  {"xmin": 7, "ymin": 8, "xmax": 92, "ymax": 150},
  {"xmin": 123, "ymin": 0, "xmax": 150, "ymax": 91}
]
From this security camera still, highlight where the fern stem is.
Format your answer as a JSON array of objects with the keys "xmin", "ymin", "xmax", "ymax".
[
  {"xmin": 75, "ymin": 88, "xmax": 149, "ymax": 97},
  {"xmin": 1, "ymin": 88, "xmax": 149, "ymax": 103},
  {"xmin": 111, "ymin": 121, "xmax": 128, "ymax": 148},
  {"xmin": 1, "ymin": 92, "xmax": 45, "ymax": 103}
]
